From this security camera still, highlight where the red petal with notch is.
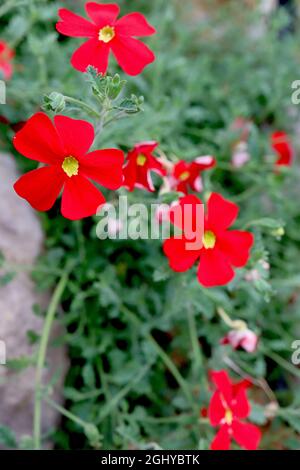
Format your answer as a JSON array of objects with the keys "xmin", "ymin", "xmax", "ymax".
[
  {"xmin": 61, "ymin": 174, "xmax": 105, "ymax": 220},
  {"xmin": 116, "ymin": 13, "xmax": 156, "ymax": 36},
  {"xmin": 85, "ymin": 2, "xmax": 120, "ymax": 27},
  {"xmin": 111, "ymin": 36, "xmax": 155, "ymax": 76},
  {"xmin": 14, "ymin": 166, "xmax": 64, "ymax": 211},
  {"xmin": 70, "ymin": 38, "xmax": 110, "ymax": 74},
  {"xmin": 54, "ymin": 115, "xmax": 94, "ymax": 158},
  {"xmin": 232, "ymin": 420, "xmax": 261, "ymax": 450},
  {"xmin": 56, "ymin": 8, "xmax": 97, "ymax": 37},
  {"xmin": 13, "ymin": 113, "xmax": 64, "ymax": 165},
  {"xmin": 197, "ymin": 247, "xmax": 235, "ymax": 287},
  {"xmin": 206, "ymin": 192, "xmax": 239, "ymax": 232},
  {"xmin": 81, "ymin": 149, "xmax": 124, "ymax": 189}
]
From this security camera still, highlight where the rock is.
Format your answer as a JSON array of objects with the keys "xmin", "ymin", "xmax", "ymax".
[{"xmin": 0, "ymin": 153, "xmax": 68, "ymax": 447}]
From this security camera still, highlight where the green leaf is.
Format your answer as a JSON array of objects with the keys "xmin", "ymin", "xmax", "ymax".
[
  {"xmin": 0, "ymin": 425, "xmax": 17, "ymax": 448},
  {"xmin": 7, "ymin": 355, "xmax": 36, "ymax": 371}
]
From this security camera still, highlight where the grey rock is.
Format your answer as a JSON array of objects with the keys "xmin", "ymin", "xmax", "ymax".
[{"xmin": 0, "ymin": 153, "xmax": 68, "ymax": 447}]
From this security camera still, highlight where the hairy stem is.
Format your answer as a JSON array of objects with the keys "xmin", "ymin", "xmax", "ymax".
[{"xmin": 33, "ymin": 265, "xmax": 71, "ymax": 450}]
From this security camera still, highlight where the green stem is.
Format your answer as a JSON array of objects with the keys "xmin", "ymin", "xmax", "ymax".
[
  {"xmin": 33, "ymin": 265, "xmax": 71, "ymax": 450},
  {"xmin": 187, "ymin": 307, "xmax": 203, "ymax": 379},
  {"xmin": 103, "ymin": 111, "xmax": 128, "ymax": 128},
  {"xmin": 262, "ymin": 348, "xmax": 300, "ymax": 379},
  {"xmin": 64, "ymin": 96, "xmax": 101, "ymax": 118},
  {"xmin": 95, "ymin": 100, "xmax": 112, "ymax": 135},
  {"xmin": 44, "ymin": 396, "xmax": 88, "ymax": 429},
  {"xmin": 98, "ymin": 362, "xmax": 151, "ymax": 422}
]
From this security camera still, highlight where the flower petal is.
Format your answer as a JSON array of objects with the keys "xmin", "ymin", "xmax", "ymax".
[
  {"xmin": 208, "ymin": 391, "xmax": 226, "ymax": 426},
  {"xmin": 147, "ymin": 155, "xmax": 166, "ymax": 177},
  {"xmin": 70, "ymin": 38, "xmax": 110, "ymax": 74},
  {"xmin": 14, "ymin": 166, "xmax": 64, "ymax": 212},
  {"xmin": 133, "ymin": 141, "xmax": 158, "ymax": 154},
  {"xmin": 218, "ymin": 230, "xmax": 254, "ymax": 267},
  {"xmin": 206, "ymin": 192, "xmax": 239, "ymax": 232},
  {"xmin": 210, "ymin": 426, "xmax": 231, "ymax": 450},
  {"xmin": 56, "ymin": 8, "xmax": 97, "ymax": 37},
  {"xmin": 169, "ymin": 195, "xmax": 204, "ymax": 235},
  {"xmin": 136, "ymin": 165, "xmax": 155, "ymax": 191},
  {"xmin": 54, "ymin": 115, "xmax": 94, "ymax": 158},
  {"xmin": 193, "ymin": 155, "xmax": 216, "ymax": 170},
  {"xmin": 85, "ymin": 2, "xmax": 120, "ymax": 27},
  {"xmin": 232, "ymin": 420, "xmax": 261, "ymax": 450},
  {"xmin": 61, "ymin": 174, "xmax": 105, "ymax": 220},
  {"xmin": 197, "ymin": 248, "xmax": 235, "ymax": 287},
  {"xmin": 111, "ymin": 36, "xmax": 155, "ymax": 76},
  {"xmin": 13, "ymin": 113, "xmax": 64, "ymax": 165},
  {"xmin": 123, "ymin": 158, "xmax": 137, "ymax": 192},
  {"xmin": 271, "ymin": 131, "xmax": 294, "ymax": 166},
  {"xmin": 210, "ymin": 370, "xmax": 233, "ymax": 404},
  {"xmin": 81, "ymin": 149, "xmax": 124, "ymax": 189},
  {"xmin": 163, "ymin": 237, "xmax": 200, "ymax": 272},
  {"xmin": 232, "ymin": 386, "xmax": 250, "ymax": 419},
  {"xmin": 116, "ymin": 13, "xmax": 156, "ymax": 36}
]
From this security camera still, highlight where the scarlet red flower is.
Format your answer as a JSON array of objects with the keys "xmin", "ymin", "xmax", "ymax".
[
  {"xmin": 13, "ymin": 112, "xmax": 124, "ymax": 220},
  {"xmin": 56, "ymin": 2, "xmax": 156, "ymax": 76},
  {"xmin": 123, "ymin": 141, "xmax": 166, "ymax": 192},
  {"xmin": 0, "ymin": 40, "xmax": 14, "ymax": 80},
  {"xmin": 208, "ymin": 370, "xmax": 261, "ymax": 450},
  {"xmin": 163, "ymin": 193, "xmax": 254, "ymax": 287},
  {"xmin": 169, "ymin": 156, "xmax": 215, "ymax": 194},
  {"xmin": 271, "ymin": 131, "xmax": 294, "ymax": 167}
]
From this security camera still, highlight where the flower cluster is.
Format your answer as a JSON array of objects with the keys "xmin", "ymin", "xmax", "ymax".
[{"xmin": 10, "ymin": 2, "xmax": 294, "ymax": 451}]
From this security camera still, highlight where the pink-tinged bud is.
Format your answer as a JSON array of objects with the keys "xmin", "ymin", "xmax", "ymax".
[
  {"xmin": 260, "ymin": 259, "xmax": 270, "ymax": 271},
  {"xmin": 232, "ymin": 142, "xmax": 250, "ymax": 168},
  {"xmin": 221, "ymin": 329, "xmax": 258, "ymax": 353},
  {"xmin": 245, "ymin": 269, "xmax": 260, "ymax": 282}
]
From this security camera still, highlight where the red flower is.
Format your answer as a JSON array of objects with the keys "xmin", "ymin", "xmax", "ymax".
[
  {"xmin": 13, "ymin": 112, "xmax": 124, "ymax": 220},
  {"xmin": 208, "ymin": 370, "xmax": 261, "ymax": 450},
  {"xmin": 271, "ymin": 131, "xmax": 294, "ymax": 167},
  {"xmin": 56, "ymin": 2, "xmax": 156, "ymax": 76},
  {"xmin": 163, "ymin": 193, "xmax": 254, "ymax": 287},
  {"xmin": 123, "ymin": 141, "xmax": 166, "ymax": 192},
  {"xmin": 0, "ymin": 40, "xmax": 14, "ymax": 80},
  {"xmin": 169, "ymin": 156, "xmax": 215, "ymax": 194}
]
